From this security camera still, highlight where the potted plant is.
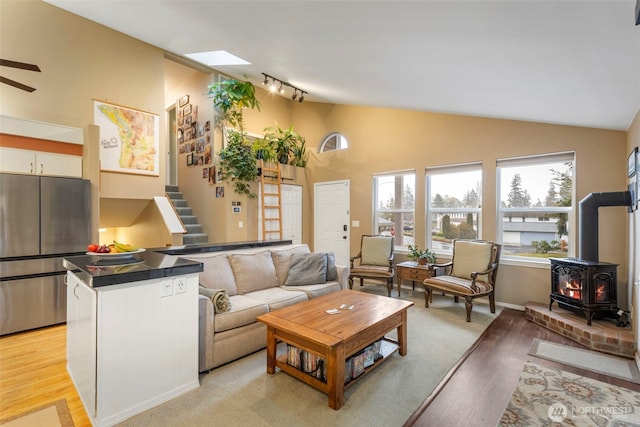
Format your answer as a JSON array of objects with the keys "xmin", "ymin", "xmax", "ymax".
[
  {"xmin": 251, "ymin": 137, "xmax": 277, "ymax": 163},
  {"xmin": 407, "ymin": 245, "xmax": 437, "ymax": 265},
  {"xmin": 290, "ymin": 137, "xmax": 308, "ymax": 167},
  {"xmin": 208, "ymin": 77, "xmax": 261, "ymax": 197},
  {"xmin": 208, "ymin": 78, "xmax": 260, "ymax": 135},
  {"xmin": 218, "ymin": 129, "xmax": 259, "ymax": 198},
  {"xmin": 263, "ymin": 122, "xmax": 305, "ymax": 165}
]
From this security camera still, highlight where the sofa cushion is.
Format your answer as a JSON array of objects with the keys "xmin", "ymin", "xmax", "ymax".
[
  {"xmin": 244, "ymin": 287, "xmax": 308, "ymax": 311},
  {"xmin": 361, "ymin": 236, "xmax": 392, "ymax": 266},
  {"xmin": 271, "ymin": 244, "xmax": 311, "ymax": 285},
  {"xmin": 451, "ymin": 240, "xmax": 493, "ymax": 279},
  {"xmin": 282, "ymin": 281, "xmax": 342, "ymax": 299},
  {"xmin": 183, "ymin": 254, "xmax": 238, "ymax": 296},
  {"xmin": 229, "ymin": 251, "xmax": 279, "ymax": 294},
  {"xmin": 326, "ymin": 252, "xmax": 338, "ymax": 281},
  {"xmin": 214, "ymin": 295, "xmax": 269, "ymax": 333},
  {"xmin": 284, "ymin": 253, "xmax": 328, "ymax": 286}
]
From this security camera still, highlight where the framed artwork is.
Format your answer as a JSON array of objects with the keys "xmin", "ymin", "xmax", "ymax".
[
  {"xmin": 93, "ymin": 100, "xmax": 160, "ymax": 176},
  {"xmin": 202, "ymin": 167, "xmax": 209, "ymax": 180},
  {"xmin": 208, "ymin": 166, "xmax": 216, "ymax": 184},
  {"xmin": 216, "ymin": 186, "xmax": 224, "ymax": 198},
  {"xmin": 183, "ymin": 104, "xmax": 192, "ymax": 116},
  {"xmin": 186, "ymin": 152, "xmax": 194, "ymax": 166},
  {"xmin": 178, "ymin": 95, "xmax": 189, "ymax": 107},
  {"xmin": 628, "ymin": 147, "xmax": 638, "ymax": 178}
]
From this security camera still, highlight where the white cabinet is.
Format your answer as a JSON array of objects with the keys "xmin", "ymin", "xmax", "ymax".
[
  {"xmin": 0, "ymin": 147, "xmax": 82, "ymax": 177},
  {"xmin": 66, "ymin": 271, "xmax": 199, "ymax": 426}
]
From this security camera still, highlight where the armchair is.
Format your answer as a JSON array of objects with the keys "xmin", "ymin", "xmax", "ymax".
[
  {"xmin": 348, "ymin": 235, "xmax": 395, "ymax": 297},
  {"xmin": 422, "ymin": 239, "xmax": 501, "ymax": 322}
]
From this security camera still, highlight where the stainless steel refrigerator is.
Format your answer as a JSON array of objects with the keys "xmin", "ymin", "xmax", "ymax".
[{"xmin": 0, "ymin": 173, "xmax": 91, "ymax": 335}]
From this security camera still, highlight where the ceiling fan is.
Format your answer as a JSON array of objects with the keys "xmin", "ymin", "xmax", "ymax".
[{"xmin": 0, "ymin": 59, "xmax": 41, "ymax": 92}]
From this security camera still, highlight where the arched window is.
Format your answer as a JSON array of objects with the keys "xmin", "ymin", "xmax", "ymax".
[{"xmin": 319, "ymin": 132, "xmax": 349, "ymax": 153}]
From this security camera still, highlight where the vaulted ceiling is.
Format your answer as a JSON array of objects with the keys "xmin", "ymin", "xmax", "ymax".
[{"xmin": 45, "ymin": 0, "xmax": 640, "ymax": 131}]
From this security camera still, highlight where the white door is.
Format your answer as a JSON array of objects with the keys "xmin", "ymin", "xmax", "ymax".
[
  {"xmin": 314, "ymin": 180, "xmax": 350, "ymax": 266},
  {"xmin": 281, "ymin": 184, "xmax": 302, "ymax": 244},
  {"xmin": 258, "ymin": 184, "xmax": 302, "ymax": 243}
]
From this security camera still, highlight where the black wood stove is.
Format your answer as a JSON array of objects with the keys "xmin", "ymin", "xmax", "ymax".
[{"xmin": 549, "ymin": 258, "xmax": 618, "ymax": 325}]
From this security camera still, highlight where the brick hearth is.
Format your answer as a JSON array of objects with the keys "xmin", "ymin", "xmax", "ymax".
[{"xmin": 525, "ymin": 302, "xmax": 635, "ymax": 359}]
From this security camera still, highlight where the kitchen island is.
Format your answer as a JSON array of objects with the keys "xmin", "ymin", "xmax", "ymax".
[{"xmin": 63, "ymin": 250, "xmax": 203, "ymax": 427}]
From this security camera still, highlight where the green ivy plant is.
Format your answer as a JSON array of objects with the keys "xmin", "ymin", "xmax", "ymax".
[
  {"xmin": 208, "ymin": 77, "xmax": 261, "ymax": 197},
  {"xmin": 218, "ymin": 129, "xmax": 259, "ymax": 198}
]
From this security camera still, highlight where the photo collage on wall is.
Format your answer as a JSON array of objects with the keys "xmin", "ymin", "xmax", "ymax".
[{"xmin": 177, "ymin": 94, "xmax": 217, "ymax": 184}]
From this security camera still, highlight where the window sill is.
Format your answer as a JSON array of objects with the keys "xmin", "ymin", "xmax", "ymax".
[{"xmin": 500, "ymin": 257, "xmax": 552, "ymax": 269}]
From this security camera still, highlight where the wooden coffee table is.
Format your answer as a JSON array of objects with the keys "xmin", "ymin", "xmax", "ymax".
[{"xmin": 256, "ymin": 290, "xmax": 413, "ymax": 409}]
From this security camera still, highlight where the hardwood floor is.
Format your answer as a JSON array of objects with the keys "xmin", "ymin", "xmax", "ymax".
[
  {"xmin": 407, "ymin": 308, "xmax": 640, "ymax": 427},
  {"xmin": 1, "ymin": 309, "xmax": 638, "ymax": 426},
  {"xmin": 0, "ymin": 324, "xmax": 90, "ymax": 426}
]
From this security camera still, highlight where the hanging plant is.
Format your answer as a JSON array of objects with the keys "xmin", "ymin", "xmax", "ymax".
[
  {"xmin": 208, "ymin": 77, "xmax": 261, "ymax": 197},
  {"xmin": 218, "ymin": 129, "xmax": 258, "ymax": 198}
]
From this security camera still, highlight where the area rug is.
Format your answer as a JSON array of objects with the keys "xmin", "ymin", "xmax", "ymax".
[
  {"xmin": 120, "ymin": 288, "xmax": 501, "ymax": 426},
  {"xmin": 529, "ymin": 338, "xmax": 640, "ymax": 385},
  {"xmin": 0, "ymin": 399, "xmax": 74, "ymax": 427},
  {"xmin": 498, "ymin": 362, "xmax": 640, "ymax": 426}
]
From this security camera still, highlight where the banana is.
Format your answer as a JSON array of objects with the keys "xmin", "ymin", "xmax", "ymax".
[{"xmin": 113, "ymin": 241, "xmax": 138, "ymax": 252}]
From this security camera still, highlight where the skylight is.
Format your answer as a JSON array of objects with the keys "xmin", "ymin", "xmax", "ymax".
[{"xmin": 184, "ymin": 50, "xmax": 250, "ymax": 66}]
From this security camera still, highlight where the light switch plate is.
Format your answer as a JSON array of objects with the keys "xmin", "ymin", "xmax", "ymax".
[{"xmin": 160, "ymin": 280, "xmax": 173, "ymax": 297}]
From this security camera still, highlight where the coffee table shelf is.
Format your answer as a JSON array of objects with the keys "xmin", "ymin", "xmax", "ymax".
[{"xmin": 258, "ymin": 290, "xmax": 413, "ymax": 409}]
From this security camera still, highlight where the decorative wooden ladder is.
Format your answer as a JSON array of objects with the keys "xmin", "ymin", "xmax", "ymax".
[{"xmin": 259, "ymin": 160, "xmax": 283, "ymax": 240}]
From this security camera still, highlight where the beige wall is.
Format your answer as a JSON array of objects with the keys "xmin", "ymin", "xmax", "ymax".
[{"xmin": 293, "ymin": 103, "xmax": 629, "ymax": 307}]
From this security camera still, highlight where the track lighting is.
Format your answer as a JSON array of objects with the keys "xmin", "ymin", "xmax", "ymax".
[{"xmin": 261, "ymin": 72, "xmax": 308, "ymax": 103}]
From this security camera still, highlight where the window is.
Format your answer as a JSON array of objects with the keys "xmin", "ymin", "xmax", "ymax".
[
  {"xmin": 373, "ymin": 171, "xmax": 415, "ymax": 248},
  {"xmin": 497, "ymin": 152, "xmax": 574, "ymax": 261},
  {"xmin": 319, "ymin": 132, "xmax": 348, "ymax": 153},
  {"xmin": 426, "ymin": 163, "xmax": 482, "ymax": 254}
]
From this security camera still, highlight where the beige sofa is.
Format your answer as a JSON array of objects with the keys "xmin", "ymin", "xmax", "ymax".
[{"xmin": 181, "ymin": 244, "xmax": 347, "ymax": 372}]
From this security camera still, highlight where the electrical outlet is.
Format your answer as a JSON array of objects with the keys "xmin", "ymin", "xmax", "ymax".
[
  {"xmin": 173, "ymin": 277, "xmax": 186, "ymax": 294},
  {"xmin": 160, "ymin": 280, "xmax": 173, "ymax": 297}
]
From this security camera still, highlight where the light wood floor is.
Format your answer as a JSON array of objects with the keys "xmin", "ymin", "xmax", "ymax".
[
  {"xmin": 1, "ymin": 309, "xmax": 639, "ymax": 426},
  {"xmin": 0, "ymin": 324, "xmax": 90, "ymax": 426}
]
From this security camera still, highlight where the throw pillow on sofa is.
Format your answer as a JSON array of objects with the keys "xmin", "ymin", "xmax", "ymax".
[
  {"xmin": 284, "ymin": 252, "xmax": 328, "ymax": 286},
  {"xmin": 326, "ymin": 252, "xmax": 338, "ymax": 281},
  {"xmin": 229, "ymin": 251, "xmax": 279, "ymax": 294},
  {"xmin": 271, "ymin": 244, "xmax": 311, "ymax": 285}
]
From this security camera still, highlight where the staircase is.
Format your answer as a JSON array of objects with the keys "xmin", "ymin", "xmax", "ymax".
[{"xmin": 165, "ymin": 185, "xmax": 208, "ymax": 245}]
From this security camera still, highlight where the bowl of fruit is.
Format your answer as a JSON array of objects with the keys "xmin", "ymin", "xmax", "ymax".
[{"xmin": 87, "ymin": 241, "xmax": 145, "ymax": 258}]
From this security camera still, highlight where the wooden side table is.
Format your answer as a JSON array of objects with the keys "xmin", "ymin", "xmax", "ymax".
[{"xmin": 396, "ymin": 261, "xmax": 435, "ymax": 296}]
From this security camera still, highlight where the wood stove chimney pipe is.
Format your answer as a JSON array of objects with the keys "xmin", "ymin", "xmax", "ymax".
[{"xmin": 578, "ymin": 191, "xmax": 631, "ymax": 262}]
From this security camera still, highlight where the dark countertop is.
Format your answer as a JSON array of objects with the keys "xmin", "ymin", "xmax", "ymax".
[
  {"xmin": 151, "ymin": 239, "xmax": 293, "ymax": 256},
  {"xmin": 63, "ymin": 250, "xmax": 203, "ymax": 288},
  {"xmin": 64, "ymin": 240, "xmax": 294, "ymax": 288}
]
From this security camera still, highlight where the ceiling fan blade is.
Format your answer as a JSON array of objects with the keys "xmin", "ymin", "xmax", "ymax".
[
  {"xmin": 0, "ymin": 76, "xmax": 36, "ymax": 92},
  {"xmin": 0, "ymin": 59, "xmax": 41, "ymax": 72}
]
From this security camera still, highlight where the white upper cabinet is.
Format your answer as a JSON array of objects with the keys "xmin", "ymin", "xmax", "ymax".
[{"xmin": 0, "ymin": 147, "xmax": 82, "ymax": 177}]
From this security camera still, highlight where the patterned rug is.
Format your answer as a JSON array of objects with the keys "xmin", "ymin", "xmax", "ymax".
[
  {"xmin": 0, "ymin": 400, "xmax": 74, "ymax": 427},
  {"xmin": 499, "ymin": 362, "xmax": 640, "ymax": 426}
]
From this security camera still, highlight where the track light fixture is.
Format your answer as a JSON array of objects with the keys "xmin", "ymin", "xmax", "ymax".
[{"xmin": 261, "ymin": 72, "xmax": 308, "ymax": 103}]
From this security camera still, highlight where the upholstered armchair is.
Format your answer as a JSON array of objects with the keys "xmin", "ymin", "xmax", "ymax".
[
  {"xmin": 422, "ymin": 239, "xmax": 501, "ymax": 322},
  {"xmin": 348, "ymin": 235, "xmax": 395, "ymax": 297}
]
